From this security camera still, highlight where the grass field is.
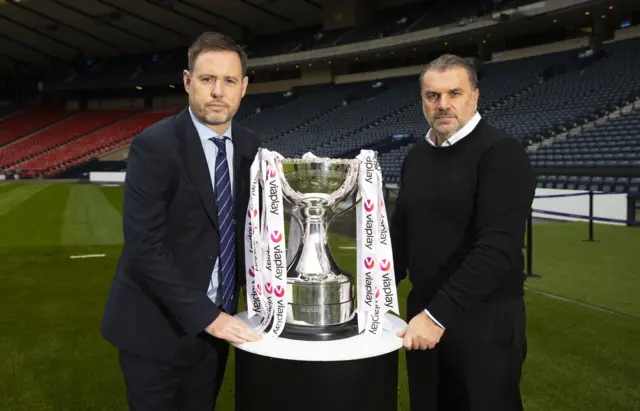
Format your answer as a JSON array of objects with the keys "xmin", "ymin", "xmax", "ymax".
[{"xmin": 1, "ymin": 183, "xmax": 639, "ymax": 411}]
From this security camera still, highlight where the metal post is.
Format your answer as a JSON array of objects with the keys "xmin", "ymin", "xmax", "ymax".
[
  {"xmin": 526, "ymin": 212, "xmax": 541, "ymax": 278},
  {"xmin": 583, "ymin": 190, "xmax": 599, "ymax": 242}
]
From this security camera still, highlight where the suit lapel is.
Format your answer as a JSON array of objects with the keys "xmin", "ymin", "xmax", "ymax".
[{"xmin": 176, "ymin": 108, "xmax": 220, "ymax": 233}]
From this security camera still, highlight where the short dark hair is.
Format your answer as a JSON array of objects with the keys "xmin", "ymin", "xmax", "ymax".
[
  {"xmin": 187, "ymin": 31, "xmax": 248, "ymax": 77},
  {"xmin": 419, "ymin": 54, "xmax": 478, "ymax": 90}
]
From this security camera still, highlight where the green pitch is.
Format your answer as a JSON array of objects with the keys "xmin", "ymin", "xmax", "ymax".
[{"xmin": 0, "ymin": 183, "xmax": 639, "ymax": 411}]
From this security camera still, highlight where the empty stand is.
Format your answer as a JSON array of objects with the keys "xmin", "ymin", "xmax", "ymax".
[
  {"xmin": 536, "ymin": 174, "xmax": 640, "ymax": 194},
  {"xmin": 334, "ymin": 2, "xmax": 428, "ymax": 45},
  {"xmin": 259, "ymin": 51, "xmax": 549, "ymax": 162},
  {"xmin": 0, "ymin": 101, "xmax": 21, "ymax": 119},
  {"xmin": 7, "ymin": 31, "xmax": 639, "ymax": 196},
  {"xmin": 0, "ymin": 102, "xmax": 69, "ymax": 146},
  {"xmin": 0, "ymin": 110, "xmax": 136, "ymax": 169},
  {"xmin": 12, "ymin": 110, "xmax": 175, "ymax": 177},
  {"xmin": 486, "ymin": 38, "xmax": 640, "ymax": 142},
  {"xmin": 529, "ymin": 106, "xmax": 640, "ymax": 170}
]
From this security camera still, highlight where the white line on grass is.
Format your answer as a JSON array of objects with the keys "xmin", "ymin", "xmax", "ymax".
[
  {"xmin": 339, "ymin": 246, "xmax": 357, "ymax": 249},
  {"xmin": 70, "ymin": 254, "xmax": 106, "ymax": 259},
  {"xmin": 525, "ymin": 286, "xmax": 640, "ymax": 321}
]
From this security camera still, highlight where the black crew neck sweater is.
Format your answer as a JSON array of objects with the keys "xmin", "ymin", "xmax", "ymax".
[{"xmin": 390, "ymin": 118, "xmax": 536, "ymax": 329}]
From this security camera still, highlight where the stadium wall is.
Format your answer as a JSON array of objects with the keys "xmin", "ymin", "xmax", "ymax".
[
  {"xmin": 609, "ymin": 25, "xmax": 640, "ymax": 42},
  {"xmin": 490, "ymin": 36, "xmax": 591, "ymax": 62},
  {"xmin": 99, "ymin": 147, "xmax": 129, "ymax": 161},
  {"xmin": 532, "ymin": 189, "xmax": 629, "ymax": 226},
  {"xmin": 247, "ymin": 67, "xmax": 334, "ymax": 94}
]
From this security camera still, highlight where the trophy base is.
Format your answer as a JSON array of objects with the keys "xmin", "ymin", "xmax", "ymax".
[{"xmin": 279, "ymin": 315, "xmax": 360, "ymax": 342}]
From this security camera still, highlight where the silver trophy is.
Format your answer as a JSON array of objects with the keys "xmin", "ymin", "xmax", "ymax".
[{"xmin": 275, "ymin": 154, "xmax": 362, "ymax": 341}]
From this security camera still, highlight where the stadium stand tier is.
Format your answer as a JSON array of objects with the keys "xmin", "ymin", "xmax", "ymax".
[
  {"xmin": 38, "ymin": 0, "xmax": 540, "ymax": 93},
  {"xmin": 7, "ymin": 110, "xmax": 176, "ymax": 178},
  {"xmin": 0, "ymin": 109, "xmax": 137, "ymax": 169},
  {"xmin": 0, "ymin": 102, "xmax": 70, "ymax": 147}
]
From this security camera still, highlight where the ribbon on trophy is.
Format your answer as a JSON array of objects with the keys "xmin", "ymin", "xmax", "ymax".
[
  {"xmin": 244, "ymin": 149, "xmax": 288, "ymax": 338},
  {"xmin": 355, "ymin": 150, "xmax": 400, "ymax": 337}
]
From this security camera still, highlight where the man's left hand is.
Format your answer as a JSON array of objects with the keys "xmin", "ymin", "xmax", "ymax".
[{"xmin": 396, "ymin": 311, "xmax": 445, "ymax": 350}]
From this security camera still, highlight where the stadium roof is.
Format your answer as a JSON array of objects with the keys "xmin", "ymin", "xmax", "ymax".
[
  {"xmin": 0, "ymin": 0, "xmax": 634, "ymax": 76},
  {"xmin": 0, "ymin": 0, "xmax": 425, "ymax": 74}
]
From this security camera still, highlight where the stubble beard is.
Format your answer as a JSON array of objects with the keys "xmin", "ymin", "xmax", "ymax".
[
  {"xmin": 203, "ymin": 112, "xmax": 231, "ymax": 126},
  {"xmin": 431, "ymin": 119, "xmax": 463, "ymax": 144},
  {"xmin": 193, "ymin": 103, "xmax": 231, "ymax": 127}
]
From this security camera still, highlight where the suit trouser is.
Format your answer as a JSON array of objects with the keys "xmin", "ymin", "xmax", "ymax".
[
  {"xmin": 118, "ymin": 334, "xmax": 230, "ymax": 411},
  {"xmin": 405, "ymin": 297, "xmax": 527, "ymax": 411}
]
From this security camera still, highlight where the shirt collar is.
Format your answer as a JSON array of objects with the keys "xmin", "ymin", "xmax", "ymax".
[
  {"xmin": 426, "ymin": 112, "xmax": 481, "ymax": 147},
  {"xmin": 188, "ymin": 106, "xmax": 232, "ymax": 143}
]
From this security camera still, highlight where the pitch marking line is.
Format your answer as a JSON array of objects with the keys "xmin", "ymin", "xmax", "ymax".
[
  {"xmin": 70, "ymin": 254, "xmax": 107, "ymax": 259},
  {"xmin": 525, "ymin": 286, "xmax": 640, "ymax": 321}
]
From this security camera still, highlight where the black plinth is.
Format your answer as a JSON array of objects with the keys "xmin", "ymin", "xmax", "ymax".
[
  {"xmin": 235, "ymin": 348, "xmax": 399, "ymax": 411},
  {"xmin": 279, "ymin": 316, "xmax": 360, "ymax": 341}
]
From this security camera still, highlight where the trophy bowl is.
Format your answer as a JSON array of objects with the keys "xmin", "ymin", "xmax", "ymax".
[{"xmin": 275, "ymin": 154, "xmax": 361, "ymax": 341}]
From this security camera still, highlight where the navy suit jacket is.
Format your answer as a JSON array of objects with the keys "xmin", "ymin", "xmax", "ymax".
[{"xmin": 100, "ymin": 107, "xmax": 261, "ymax": 362}]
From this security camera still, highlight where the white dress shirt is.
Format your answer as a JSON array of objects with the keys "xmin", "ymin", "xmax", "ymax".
[
  {"xmin": 423, "ymin": 111, "xmax": 481, "ymax": 329},
  {"xmin": 188, "ymin": 107, "xmax": 234, "ymax": 307}
]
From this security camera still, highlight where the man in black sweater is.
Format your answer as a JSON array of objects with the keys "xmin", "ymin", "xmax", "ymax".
[{"xmin": 391, "ymin": 54, "xmax": 536, "ymax": 411}]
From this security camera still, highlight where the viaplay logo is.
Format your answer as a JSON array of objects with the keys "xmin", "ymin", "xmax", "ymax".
[
  {"xmin": 265, "ymin": 282, "xmax": 273, "ymax": 295},
  {"xmin": 256, "ymin": 284, "xmax": 262, "ymax": 295},
  {"xmin": 274, "ymin": 285, "xmax": 285, "ymax": 298},
  {"xmin": 364, "ymin": 199, "xmax": 374, "ymax": 212},
  {"xmin": 364, "ymin": 256, "xmax": 375, "ymax": 270},
  {"xmin": 380, "ymin": 259, "xmax": 391, "ymax": 272},
  {"xmin": 266, "ymin": 167, "xmax": 277, "ymax": 179},
  {"xmin": 247, "ymin": 208, "xmax": 258, "ymax": 218},
  {"xmin": 270, "ymin": 230, "xmax": 283, "ymax": 243},
  {"xmin": 248, "ymin": 266, "xmax": 255, "ymax": 277}
]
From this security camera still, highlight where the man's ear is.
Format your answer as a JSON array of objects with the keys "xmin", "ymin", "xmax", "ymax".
[
  {"xmin": 241, "ymin": 75, "xmax": 249, "ymax": 98},
  {"xmin": 183, "ymin": 69, "xmax": 191, "ymax": 93}
]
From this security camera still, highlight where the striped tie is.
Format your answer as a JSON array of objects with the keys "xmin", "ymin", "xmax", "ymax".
[{"xmin": 211, "ymin": 137, "xmax": 236, "ymax": 313}]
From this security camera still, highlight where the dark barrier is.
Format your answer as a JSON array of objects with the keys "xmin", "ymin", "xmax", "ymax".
[
  {"xmin": 532, "ymin": 190, "xmax": 629, "ymax": 242},
  {"xmin": 525, "ymin": 190, "xmax": 636, "ymax": 279}
]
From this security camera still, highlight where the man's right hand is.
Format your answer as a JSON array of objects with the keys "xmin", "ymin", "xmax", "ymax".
[{"xmin": 205, "ymin": 312, "xmax": 263, "ymax": 344}]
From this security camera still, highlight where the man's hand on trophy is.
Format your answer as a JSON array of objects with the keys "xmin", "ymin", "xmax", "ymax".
[
  {"xmin": 205, "ymin": 312, "xmax": 263, "ymax": 344},
  {"xmin": 396, "ymin": 311, "xmax": 444, "ymax": 350}
]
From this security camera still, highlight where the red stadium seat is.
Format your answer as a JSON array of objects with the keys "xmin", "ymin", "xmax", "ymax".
[{"xmin": 13, "ymin": 109, "xmax": 176, "ymax": 177}]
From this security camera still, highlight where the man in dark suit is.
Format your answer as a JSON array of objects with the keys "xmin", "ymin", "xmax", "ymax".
[{"xmin": 100, "ymin": 32, "xmax": 263, "ymax": 411}]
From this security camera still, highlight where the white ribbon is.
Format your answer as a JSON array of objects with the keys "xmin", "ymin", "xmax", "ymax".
[
  {"xmin": 244, "ymin": 154, "xmax": 266, "ymax": 319},
  {"xmin": 244, "ymin": 149, "xmax": 288, "ymax": 337},
  {"xmin": 356, "ymin": 150, "xmax": 400, "ymax": 337}
]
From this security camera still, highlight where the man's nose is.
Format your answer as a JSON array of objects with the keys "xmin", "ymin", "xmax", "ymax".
[
  {"xmin": 211, "ymin": 80, "xmax": 223, "ymax": 97},
  {"xmin": 437, "ymin": 94, "xmax": 450, "ymax": 110}
]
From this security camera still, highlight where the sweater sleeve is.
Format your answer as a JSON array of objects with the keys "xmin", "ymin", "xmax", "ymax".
[
  {"xmin": 390, "ymin": 157, "xmax": 409, "ymax": 285},
  {"xmin": 425, "ymin": 137, "xmax": 536, "ymax": 329}
]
